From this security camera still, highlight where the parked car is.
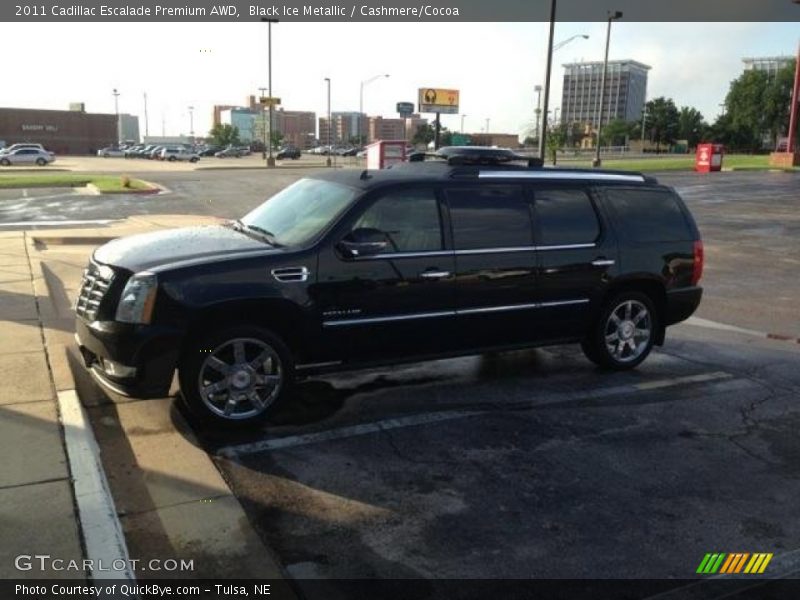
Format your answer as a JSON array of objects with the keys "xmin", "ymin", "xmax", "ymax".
[
  {"xmin": 0, "ymin": 143, "xmax": 46, "ymax": 156},
  {"xmin": 276, "ymin": 146, "xmax": 301, "ymax": 160},
  {"xmin": 340, "ymin": 147, "xmax": 359, "ymax": 157},
  {"xmin": 97, "ymin": 147, "xmax": 125, "ymax": 158},
  {"xmin": 198, "ymin": 146, "xmax": 221, "ymax": 157},
  {"xmin": 161, "ymin": 147, "xmax": 199, "ymax": 162},
  {"xmin": 74, "ymin": 146, "xmax": 704, "ymax": 426},
  {"xmin": 0, "ymin": 148, "xmax": 55, "ymax": 166},
  {"xmin": 148, "ymin": 146, "xmax": 166, "ymax": 159},
  {"xmin": 214, "ymin": 146, "xmax": 246, "ymax": 158}
]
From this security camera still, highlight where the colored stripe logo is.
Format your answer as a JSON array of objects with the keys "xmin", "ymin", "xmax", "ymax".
[{"xmin": 696, "ymin": 553, "xmax": 773, "ymax": 574}]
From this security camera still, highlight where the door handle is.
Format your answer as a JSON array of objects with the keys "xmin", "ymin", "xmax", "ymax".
[
  {"xmin": 420, "ymin": 270, "xmax": 451, "ymax": 279},
  {"xmin": 591, "ymin": 258, "xmax": 615, "ymax": 267}
]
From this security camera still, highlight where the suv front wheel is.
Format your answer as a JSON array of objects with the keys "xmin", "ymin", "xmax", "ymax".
[
  {"xmin": 582, "ymin": 291, "xmax": 657, "ymax": 370},
  {"xmin": 178, "ymin": 325, "xmax": 294, "ymax": 426}
]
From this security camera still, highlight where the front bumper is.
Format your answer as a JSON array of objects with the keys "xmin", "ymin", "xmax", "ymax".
[
  {"xmin": 665, "ymin": 286, "xmax": 703, "ymax": 326},
  {"xmin": 75, "ymin": 318, "xmax": 183, "ymax": 398}
]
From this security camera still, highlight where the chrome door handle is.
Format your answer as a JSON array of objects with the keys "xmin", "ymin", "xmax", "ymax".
[
  {"xmin": 420, "ymin": 271, "xmax": 451, "ymax": 279},
  {"xmin": 591, "ymin": 259, "xmax": 615, "ymax": 267}
]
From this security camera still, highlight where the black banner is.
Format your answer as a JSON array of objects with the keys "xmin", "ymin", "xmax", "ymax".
[
  {"xmin": 2, "ymin": 0, "xmax": 799, "ymax": 22},
  {"xmin": 5, "ymin": 579, "xmax": 800, "ymax": 600}
]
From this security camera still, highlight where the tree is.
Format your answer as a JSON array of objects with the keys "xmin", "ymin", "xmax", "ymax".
[
  {"xmin": 546, "ymin": 123, "xmax": 567, "ymax": 165},
  {"xmin": 644, "ymin": 97, "xmax": 680, "ymax": 151},
  {"xmin": 764, "ymin": 60, "xmax": 797, "ymax": 148},
  {"xmin": 412, "ymin": 123, "xmax": 435, "ymax": 146},
  {"xmin": 600, "ymin": 119, "xmax": 632, "ymax": 147},
  {"xmin": 677, "ymin": 107, "xmax": 708, "ymax": 149},
  {"xmin": 209, "ymin": 123, "xmax": 240, "ymax": 147},
  {"xmin": 270, "ymin": 131, "xmax": 284, "ymax": 149},
  {"xmin": 723, "ymin": 69, "xmax": 769, "ymax": 152}
]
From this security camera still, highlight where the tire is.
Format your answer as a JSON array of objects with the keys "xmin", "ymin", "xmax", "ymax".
[
  {"xmin": 0, "ymin": 158, "xmax": 10, "ymax": 166},
  {"xmin": 36, "ymin": 158, "xmax": 47, "ymax": 166},
  {"xmin": 581, "ymin": 291, "xmax": 658, "ymax": 370},
  {"xmin": 190, "ymin": 157, "xmax": 198, "ymax": 163},
  {"xmin": 178, "ymin": 324, "xmax": 294, "ymax": 427},
  {"xmin": 168, "ymin": 156, "xmax": 177, "ymax": 162}
]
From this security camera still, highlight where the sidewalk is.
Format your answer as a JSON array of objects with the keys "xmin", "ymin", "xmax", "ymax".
[{"xmin": 1, "ymin": 216, "xmax": 286, "ymax": 582}]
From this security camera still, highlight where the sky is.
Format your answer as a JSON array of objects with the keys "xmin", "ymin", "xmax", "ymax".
[{"xmin": 1, "ymin": 21, "xmax": 797, "ymax": 139}]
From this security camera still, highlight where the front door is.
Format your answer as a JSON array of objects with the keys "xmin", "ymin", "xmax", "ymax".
[{"xmin": 314, "ymin": 185, "xmax": 457, "ymax": 362}]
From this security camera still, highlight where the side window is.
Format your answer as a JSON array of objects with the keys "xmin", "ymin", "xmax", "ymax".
[
  {"xmin": 446, "ymin": 185, "xmax": 531, "ymax": 250},
  {"xmin": 606, "ymin": 187, "xmax": 693, "ymax": 242},
  {"xmin": 533, "ymin": 188, "xmax": 600, "ymax": 246},
  {"xmin": 354, "ymin": 187, "xmax": 442, "ymax": 253}
]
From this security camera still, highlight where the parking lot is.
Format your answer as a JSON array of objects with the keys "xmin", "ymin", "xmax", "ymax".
[{"xmin": 8, "ymin": 167, "xmax": 800, "ymax": 591}]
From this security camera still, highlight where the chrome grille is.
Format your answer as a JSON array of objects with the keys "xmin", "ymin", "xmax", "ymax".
[{"xmin": 75, "ymin": 263, "xmax": 115, "ymax": 321}]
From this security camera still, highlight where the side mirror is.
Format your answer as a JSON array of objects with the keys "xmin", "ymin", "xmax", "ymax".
[{"xmin": 338, "ymin": 227, "xmax": 388, "ymax": 258}]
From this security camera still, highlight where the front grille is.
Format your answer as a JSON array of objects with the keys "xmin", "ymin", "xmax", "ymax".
[{"xmin": 75, "ymin": 262, "xmax": 115, "ymax": 321}]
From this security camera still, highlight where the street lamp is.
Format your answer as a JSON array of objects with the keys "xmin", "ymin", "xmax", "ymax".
[
  {"xmin": 593, "ymin": 11, "xmax": 623, "ymax": 168},
  {"xmin": 324, "ymin": 77, "xmax": 332, "ymax": 167},
  {"xmin": 259, "ymin": 86, "xmax": 268, "ymax": 158},
  {"xmin": 461, "ymin": 114, "xmax": 467, "ymax": 133},
  {"xmin": 359, "ymin": 73, "xmax": 389, "ymax": 146},
  {"xmin": 188, "ymin": 106, "xmax": 194, "ymax": 141},
  {"xmin": 112, "ymin": 88, "xmax": 120, "ymax": 145},
  {"xmin": 261, "ymin": 17, "xmax": 279, "ymax": 167},
  {"xmin": 537, "ymin": 32, "xmax": 588, "ymax": 153}
]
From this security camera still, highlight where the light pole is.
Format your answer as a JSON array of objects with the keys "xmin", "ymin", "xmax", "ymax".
[
  {"xmin": 324, "ymin": 77, "xmax": 332, "ymax": 167},
  {"xmin": 143, "ymin": 92, "xmax": 149, "ymax": 138},
  {"xmin": 112, "ymin": 88, "xmax": 120, "ymax": 145},
  {"xmin": 538, "ymin": 0, "xmax": 557, "ymax": 159},
  {"xmin": 485, "ymin": 118, "xmax": 490, "ymax": 134},
  {"xmin": 534, "ymin": 85, "xmax": 542, "ymax": 144},
  {"xmin": 593, "ymin": 11, "xmax": 623, "ymax": 168},
  {"xmin": 359, "ymin": 73, "xmax": 389, "ymax": 146},
  {"xmin": 188, "ymin": 106, "xmax": 194, "ymax": 141},
  {"xmin": 259, "ymin": 87, "xmax": 268, "ymax": 158},
  {"xmin": 261, "ymin": 17, "xmax": 278, "ymax": 167},
  {"xmin": 553, "ymin": 33, "xmax": 589, "ymax": 52},
  {"xmin": 461, "ymin": 114, "xmax": 467, "ymax": 133}
]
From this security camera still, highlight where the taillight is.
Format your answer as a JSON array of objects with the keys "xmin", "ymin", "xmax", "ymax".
[{"xmin": 691, "ymin": 240, "xmax": 704, "ymax": 286}]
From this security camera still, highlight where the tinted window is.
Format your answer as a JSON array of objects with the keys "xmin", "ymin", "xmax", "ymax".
[
  {"xmin": 354, "ymin": 188, "xmax": 442, "ymax": 253},
  {"xmin": 606, "ymin": 188, "xmax": 693, "ymax": 242},
  {"xmin": 447, "ymin": 185, "xmax": 531, "ymax": 250},
  {"xmin": 534, "ymin": 188, "xmax": 600, "ymax": 245}
]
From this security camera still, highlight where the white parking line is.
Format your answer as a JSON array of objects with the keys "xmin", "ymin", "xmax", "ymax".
[
  {"xmin": 218, "ymin": 371, "xmax": 734, "ymax": 459},
  {"xmin": 57, "ymin": 390, "xmax": 135, "ymax": 582}
]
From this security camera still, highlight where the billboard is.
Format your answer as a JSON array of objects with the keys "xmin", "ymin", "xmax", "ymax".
[{"xmin": 418, "ymin": 88, "xmax": 460, "ymax": 114}]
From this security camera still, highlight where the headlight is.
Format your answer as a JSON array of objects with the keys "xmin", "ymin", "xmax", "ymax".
[{"xmin": 115, "ymin": 272, "xmax": 157, "ymax": 324}]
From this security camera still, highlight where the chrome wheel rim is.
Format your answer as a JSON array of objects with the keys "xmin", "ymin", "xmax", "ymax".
[
  {"xmin": 197, "ymin": 337, "xmax": 283, "ymax": 420},
  {"xmin": 604, "ymin": 300, "xmax": 652, "ymax": 363}
]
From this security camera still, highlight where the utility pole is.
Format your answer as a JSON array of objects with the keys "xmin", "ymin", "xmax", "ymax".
[
  {"xmin": 538, "ymin": 0, "xmax": 556, "ymax": 159},
  {"xmin": 593, "ymin": 10, "xmax": 623, "ymax": 168},
  {"xmin": 143, "ymin": 92, "xmax": 149, "ymax": 137},
  {"xmin": 324, "ymin": 78, "xmax": 332, "ymax": 167},
  {"xmin": 259, "ymin": 87, "xmax": 268, "ymax": 158},
  {"xmin": 112, "ymin": 88, "xmax": 120, "ymax": 144},
  {"xmin": 461, "ymin": 114, "xmax": 467, "ymax": 133},
  {"xmin": 188, "ymin": 106, "xmax": 194, "ymax": 141},
  {"xmin": 261, "ymin": 18, "xmax": 278, "ymax": 167},
  {"xmin": 534, "ymin": 85, "xmax": 542, "ymax": 144}
]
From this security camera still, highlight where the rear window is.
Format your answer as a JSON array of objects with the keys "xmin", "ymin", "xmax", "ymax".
[
  {"xmin": 533, "ymin": 188, "xmax": 600, "ymax": 245},
  {"xmin": 605, "ymin": 188, "xmax": 693, "ymax": 242}
]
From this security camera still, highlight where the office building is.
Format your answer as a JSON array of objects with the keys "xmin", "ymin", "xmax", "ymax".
[
  {"xmin": 0, "ymin": 105, "xmax": 116, "ymax": 154},
  {"xmin": 220, "ymin": 108, "xmax": 257, "ymax": 142},
  {"xmin": 560, "ymin": 60, "xmax": 650, "ymax": 126},
  {"xmin": 742, "ymin": 56, "xmax": 793, "ymax": 80},
  {"xmin": 118, "ymin": 114, "xmax": 140, "ymax": 143}
]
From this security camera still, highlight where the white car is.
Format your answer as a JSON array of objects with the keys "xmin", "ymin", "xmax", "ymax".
[
  {"xmin": 160, "ymin": 147, "xmax": 199, "ymax": 162},
  {"xmin": 97, "ymin": 147, "xmax": 125, "ymax": 158},
  {"xmin": 0, "ymin": 143, "xmax": 46, "ymax": 155},
  {"xmin": 0, "ymin": 148, "xmax": 55, "ymax": 166}
]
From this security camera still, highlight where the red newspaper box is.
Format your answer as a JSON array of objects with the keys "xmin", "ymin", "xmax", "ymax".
[
  {"xmin": 366, "ymin": 140, "xmax": 407, "ymax": 170},
  {"xmin": 695, "ymin": 143, "xmax": 724, "ymax": 173}
]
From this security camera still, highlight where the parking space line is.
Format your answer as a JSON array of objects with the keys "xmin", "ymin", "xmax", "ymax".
[{"xmin": 218, "ymin": 371, "xmax": 734, "ymax": 459}]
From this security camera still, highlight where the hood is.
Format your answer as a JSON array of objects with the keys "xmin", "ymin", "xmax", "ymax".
[{"xmin": 93, "ymin": 225, "xmax": 279, "ymax": 272}]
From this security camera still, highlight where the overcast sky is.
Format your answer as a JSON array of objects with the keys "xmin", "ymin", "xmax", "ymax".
[{"xmin": 2, "ymin": 21, "xmax": 796, "ymax": 138}]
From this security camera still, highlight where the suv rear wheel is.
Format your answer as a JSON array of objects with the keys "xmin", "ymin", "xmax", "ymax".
[
  {"xmin": 178, "ymin": 325, "xmax": 294, "ymax": 426},
  {"xmin": 582, "ymin": 291, "xmax": 657, "ymax": 370}
]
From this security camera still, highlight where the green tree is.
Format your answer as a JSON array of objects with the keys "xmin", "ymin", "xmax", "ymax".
[
  {"xmin": 644, "ymin": 97, "xmax": 680, "ymax": 151},
  {"xmin": 677, "ymin": 107, "xmax": 708, "ymax": 149},
  {"xmin": 412, "ymin": 123, "xmax": 435, "ymax": 146},
  {"xmin": 723, "ymin": 69, "xmax": 769, "ymax": 152},
  {"xmin": 270, "ymin": 131, "xmax": 284, "ymax": 149},
  {"xmin": 546, "ymin": 123, "xmax": 567, "ymax": 165},
  {"xmin": 600, "ymin": 119, "xmax": 632, "ymax": 147},
  {"xmin": 764, "ymin": 59, "xmax": 797, "ymax": 148},
  {"xmin": 209, "ymin": 123, "xmax": 240, "ymax": 147}
]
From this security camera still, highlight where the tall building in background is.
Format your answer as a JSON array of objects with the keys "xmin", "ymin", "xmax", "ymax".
[
  {"xmin": 118, "ymin": 114, "xmax": 140, "ymax": 143},
  {"xmin": 560, "ymin": 60, "xmax": 650, "ymax": 126},
  {"xmin": 219, "ymin": 108, "xmax": 256, "ymax": 142},
  {"xmin": 274, "ymin": 109, "xmax": 316, "ymax": 149},
  {"xmin": 742, "ymin": 56, "xmax": 793, "ymax": 79},
  {"xmin": 368, "ymin": 116, "xmax": 406, "ymax": 142}
]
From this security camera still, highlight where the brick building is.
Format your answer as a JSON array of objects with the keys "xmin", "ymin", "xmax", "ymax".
[{"xmin": 0, "ymin": 106, "xmax": 117, "ymax": 154}]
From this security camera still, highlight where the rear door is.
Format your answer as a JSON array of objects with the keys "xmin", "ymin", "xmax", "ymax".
[
  {"xmin": 530, "ymin": 184, "xmax": 617, "ymax": 339},
  {"xmin": 445, "ymin": 183, "xmax": 539, "ymax": 348}
]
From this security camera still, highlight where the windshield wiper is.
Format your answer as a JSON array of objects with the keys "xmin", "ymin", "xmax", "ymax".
[{"xmin": 231, "ymin": 219, "xmax": 283, "ymax": 246}]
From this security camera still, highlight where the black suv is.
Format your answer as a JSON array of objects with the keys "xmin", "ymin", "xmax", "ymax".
[{"xmin": 75, "ymin": 148, "xmax": 703, "ymax": 425}]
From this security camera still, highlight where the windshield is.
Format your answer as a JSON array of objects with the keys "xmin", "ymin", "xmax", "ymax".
[{"xmin": 240, "ymin": 178, "xmax": 358, "ymax": 247}]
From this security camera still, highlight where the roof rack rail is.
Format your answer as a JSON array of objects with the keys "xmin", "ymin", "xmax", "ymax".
[{"xmin": 408, "ymin": 146, "xmax": 544, "ymax": 168}]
